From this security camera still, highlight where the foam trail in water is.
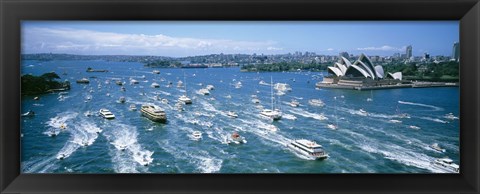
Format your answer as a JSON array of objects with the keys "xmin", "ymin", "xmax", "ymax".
[
  {"xmin": 289, "ymin": 108, "xmax": 328, "ymax": 121},
  {"xmin": 398, "ymin": 101, "xmax": 443, "ymax": 111},
  {"xmin": 418, "ymin": 116, "xmax": 449, "ymax": 124},
  {"xmin": 158, "ymin": 141, "xmax": 222, "ymax": 173}
]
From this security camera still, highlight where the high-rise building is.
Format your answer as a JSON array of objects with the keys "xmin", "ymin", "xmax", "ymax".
[
  {"xmin": 452, "ymin": 42, "xmax": 460, "ymax": 61},
  {"xmin": 339, "ymin": 52, "xmax": 349, "ymax": 59},
  {"xmin": 406, "ymin": 45, "xmax": 413, "ymax": 59}
]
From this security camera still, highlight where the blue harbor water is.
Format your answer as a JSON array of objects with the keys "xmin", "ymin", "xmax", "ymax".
[{"xmin": 21, "ymin": 60, "xmax": 459, "ymax": 173}]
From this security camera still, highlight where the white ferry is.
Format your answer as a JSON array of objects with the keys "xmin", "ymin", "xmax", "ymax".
[
  {"xmin": 178, "ymin": 95, "xmax": 192, "ymax": 104},
  {"xmin": 99, "ymin": 109, "xmax": 115, "ymax": 119},
  {"xmin": 287, "ymin": 139, "xmax": 329, "ymax": 160},
  {"xmin": 431, "ymin": 158, "xmax": 459, "ymax": 173},
  {"xmin": 140, "ymin": 105, "xmax": 167, "ymax": 123}
]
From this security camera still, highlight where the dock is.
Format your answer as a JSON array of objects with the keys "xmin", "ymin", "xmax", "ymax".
[{"xmin": 316, "ymin": 81, "xmax": 458, "ymax": 91}]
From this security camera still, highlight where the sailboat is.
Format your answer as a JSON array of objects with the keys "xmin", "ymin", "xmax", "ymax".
[
  {"xmin": 260, "ymin": 76, "xmax": 282, "ymax": 120},
  {"xmin": 178, "ymin": 72, "xmax": 192, "ymax": 104},
  {"xmin": 327, "ymin": 96, "xmax": 338, "ymax": 130},
  {"xmin": 396, "ymin": 103, "xmax": 410, "ymax": 118}
]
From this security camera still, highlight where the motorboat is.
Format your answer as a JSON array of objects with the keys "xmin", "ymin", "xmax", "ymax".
[
  {"xmin": 120, "ymin": 86, "xmax": 126, "ymax": 92},
  {"xmin": 177, "ymin": 80, "xmax": 183, "ymax": 88},
  {"xmin": 161, "ymin": 99, "xmax": 169, "ymax": 104},
  {"xmin": 409, "ymin": 125, "xmax": 421, "ymax": 130},
  {"xmin": 57, "ymin": 153, "xmax": 66, "ymax": 160},
  {"xmin": 115, "ymin": 80, "xmax": 124, "ymax": 86},
  {"xmin": 84, "ymin": 111, "xmax": 93, "ymax": 117},
  {"xmin": 287, "ymin": 139, "xmax": 329, "ymax": 160},
  {"xmin": 226, "ymin": 111, "xmax": 238, "ymax": 118},
  {"xmin": 21, "ymin": 110, "xmax": 35, "ymax": 117},
  {"xmin": 366, "ymin": 98, "xmax": 373, "ymax": 102},
  {"xmin": 234, "ymin": 81, "xmax": 242, "ymax": 89},
  {"xmin": 226, "ymin": 132, "xmax": 247, "ymax": 144},
  {"xmin": 178, "ymin": 95, "xmax": 192, "ymax": 104},
  {"xmin": 198, "ymin": 88, "xmax": 210, "ymax": 95},
  {"xmin": 430, "ymin": 143, "xmax": 446, "ymax": 152},
  {"xmin": 130, "ymin": 79, "xmax": 139, "ymax": 84},
  {"xmin": 259, "ymin": 80, "xmax": 269, "ymax": 86},
  {"xmin": 153, "ymin": 70, "xmax": 160, "ymax": 74},
  {"xmin": 327, "ymin": 124, "xmax": 337, "ymax": 130},
  {"xmin": 397, "ymin": 113, "xmax": 411, "ymax": 119},
  {"xmin": 129, "ymin": 104, "xmax": 137, "ymax": 111},
  {"xmin": 192, "ymin": 131, "xmax": 202, "ymax": 140},
  {"xmin": 99, "ymin": 109, "xmax": 115, "ymax": 119},
  {"xmin": 141, "ymin": 105, "xmax": 167, "ymax": 123},
  {"xmin": 33, "ymin": 96, "xmax": 40, "ymax": 100},
  {"xmin": 289, "ymin": 99, "xmax": 300, "ymax": 107},
  {"xmin": 389, "ymin": 119, "xmax": 402, "ymax": 123},
  {"xmin": 206, "ymin": 85, "xmax": 215, "ymax": 90},
  {"xmin": 444, "ymin": 113, "xmax": 459, "ymax": 120},
  {"xmin": 225, "ymin": 95, "xmax": 232, "ymax": 99},
  {"xmin": 76, "ymin": 78, "xmax": 90, "ymax": 84},
  {"xmin": 431, "ymin": 158, "xmax": 459, "ymax": 173},
  {"xmin": 358, "ymin": 109, "xmax": 368, "ymax": 116},
  {"xmin": 111, "ymin": 142, "xmax": 129, "ymax": 151},
  {"xmin": 118, "ymin": 96, "xmax": 126, "ymax": 103},
  {"xmin": 151, "ymin": 82, "xmax": 160, "ymax": 88},
  {"xmin": 309, "ymin": 99, "xmax": 325, "ymax": 107},
  {"xmin": 252, "ymin": 98, "xmax": 260, "ymax": 104}
]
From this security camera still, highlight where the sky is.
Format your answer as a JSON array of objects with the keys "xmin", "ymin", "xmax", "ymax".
[{"xmin": 21, "ymin": 21, "xmax": 459, "ymax": 57}]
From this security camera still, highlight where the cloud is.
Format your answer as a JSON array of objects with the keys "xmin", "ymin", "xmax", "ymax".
[
  {"xmin": 356, "ymin": 45, "xmax": 404, "ymax": 52},
  {"xmin": 22, "ymin": 27, "xmax": 283, "ymax": 56},
  {"xmin": 327, "ymin": 48, "xmax": 334, "ymax": 51}
]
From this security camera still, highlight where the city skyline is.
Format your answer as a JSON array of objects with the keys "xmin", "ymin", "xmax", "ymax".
[{"xmin": 22, "ymin": 21, "xmax": 459, "ymax": 57}]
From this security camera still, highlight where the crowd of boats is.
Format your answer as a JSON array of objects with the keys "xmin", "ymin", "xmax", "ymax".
[{"xmin": 24, "ymin": 69, "xmax": 459, "ymax": 171}]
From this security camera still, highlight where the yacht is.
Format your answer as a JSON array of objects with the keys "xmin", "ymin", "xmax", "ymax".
[
  {"xmin": 226, "ymin": 132, "xmax": 247, "ymax": 144},
  {"xmin": 309, "ymin": 99, "xmax": 325, "ymax": 107},
  {"xmin": 430, "ymin": 143, "xmax": 446, "ymax": 152},
  {"xmin": 206, "ymin": 85, "xmax": 215, "ymax": 90},
  {"xmin": 444, "ymin": 113, "xmax": 459, "ymax": 120},
  {"xmin": 99, "ymin": 109, "xmax": 115, "ymax": 119},
  {"xmin": 118, "ymin": 96, "xmax": 126, "ymax": 103},
  {"xmin": 151, "ymin": 82, "xmax": 160, "ymax": 88},
  {"xmin": 431, "ymin": 158, "xmax": 459, "ymax": 173},
  {"xmin": 198, "ymin": 88, "xmax": 210, "ymax": 95},
  {"xmin": 289, "ymin": 99, "xmax": 300, "ymax": 107},
  {"xmin": 260, "ymin": 77, "xmax": 282, "ymax": 120},
  {"xmin": 153, "ymin": 70, "xmax": 160, "ymax": 74},
  {"xmin": 178, "ymin": 95, "xmax": 192, "ymax": 104},
  {"xmin": 129, "ymin": 104, "xmax": 137, "ymax": 111},
  {"xmin": 21, "ymin": 110, "xmax": 35, "ymax": 117},
  {"xmin": 234, "ymin": 81, "xmax": 242, "ymax": 89},
  {"xmin": 192, "ymin": 131, "xmax": 202, "ymax": 140},
  {"xmin": 226, "ymin": 111, "xmax": 238, "ymax": 118},
  {"xmin": 287, "ymin": 139, "xmax": 329, "ymax": 160},
  {"xmin": 76, "ymin": 78, "xmax": 90, "ymax": 84},
  {"xmin": 274, "ymin": 83, "xmax": 292, "ymax": 92},
  {"xmin": 140, "ymin": 105, "xmax": 167, "ymax": 123}
]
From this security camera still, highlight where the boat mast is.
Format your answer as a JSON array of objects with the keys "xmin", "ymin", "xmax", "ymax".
[
  {"xmin": 334, "ymin": 96, "xmax": 338, "ymax": 127},
  {"xmin": 270, "ymin": 76, "xmax": 274, "ymax": 111},
  {"xmin": 184, "ymin": 72, "xmax": 187, "ymax": 96}
]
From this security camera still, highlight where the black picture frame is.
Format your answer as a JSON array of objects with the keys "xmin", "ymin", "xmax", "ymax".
[{"xmin": 1, "ymin": 0, "xmax": 479, "ymax": 193}]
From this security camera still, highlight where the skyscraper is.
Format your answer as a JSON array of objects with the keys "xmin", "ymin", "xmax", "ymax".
[
  {"xmin": 406, "ymin": 45, "xmax": 413, "ymax": 59},
  {"xmin": 452, "ymin": 42, "xmax": 460, "ymax": 61}
]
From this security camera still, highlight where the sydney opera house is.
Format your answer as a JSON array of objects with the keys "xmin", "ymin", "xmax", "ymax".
[{"xmin": 318, "ymin": 53, "xmax": 409, "ymax": 90}]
